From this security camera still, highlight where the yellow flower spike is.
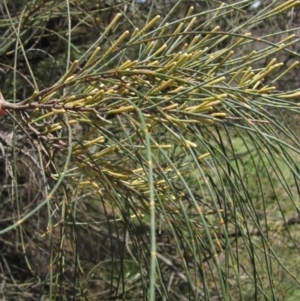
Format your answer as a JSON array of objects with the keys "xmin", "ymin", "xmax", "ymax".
[
  {"xmin": 89, "ymin": 89, "xmax": 106, "ymax": 103},
  {"xmin": 172, "ymin": 53, "xmax": 188, "ymax": 67},
  {"xmin": 186, "ymin": 6, "xmax": 194, "ymax": 18},
  {"xmin": 250, "ymin": 63, "xmax": 283, "ymax": 84},
  {"xmin": 269, "ymin": 0, "xmax": 298, "ymax": 14},
  {"xmin": 68, "ymin": 119, "xmax": 79, "ymax": 125},
  {"xmin": 166, "ymin": 115, "xmax": 204, "ymax": 125},
  {"xmin": 199, "ymin": 26, "xmax": 220, "ymax": 45},
  {"xmin": 85, "ymin": 47, "xmax": 101, "ymax": 67},
  {"xmin": 165, "ymin": 115, "xmax": 186, "ymax": 127},
  {"xmin": 44, "ymin": 124, "xmax": 63, "ymax": 134},
  {"xmin": 117, "ymin": 87, "xmax": 129, "ymax": 95},
  {"xmin": 126, "ymin": 60, "xmax": 139, "ymax": 69},
  {"xmin": 190, "ymin": 48, "xmax": 207, "ymax": 61},
  {"xmin": 32, "ymin": 111, "xmax": 61, "ymax": 123},
  {"xmin": 169, "ymin": 86, "xmax": 184, "ymax": 94},
  {"xmin": 29, "ymin": 90, "xmax": 39, "ymax": 105},
  {"xmin": 204, "ymin": 76, "xmax": 226, "ymax": 86},
  {"xmin": 241, "ymin": 74, "xmax": 255, "ymax": 87},
  {"xmin": 148, "ymin": 60, "xmax": 159, "ymax": 66},
  {"xmin": 150, "ymin": 79, "xmax": 175, "ymax": 95},
  {"xmin": 202, "ymin": 100, "xmax": 222, "ymax": 108},
  {"xmin": 203, "ymin": 53, "xmax": 219, "ymax": 66},
  {"xmin": 279, "ymin": 34, "xmax": 295, "ymax": 44},
  {"xmin": 92, "ymin": 145, "xmax": 120, "ymax": 159},
  {"xmin": 129, "ymin": 180, "xmax": 146, "ymax": 187},
  {"xmin": 185, "ymin": 17, "xmax": 197, "ymax": 31},
  {"xmin": 80, "ymin": 95, "xmax": 96, "ymax": 106},
  {"xmin": 239, "ymin": 67, "xmax": 253, "ymax": 85},
  {"xmin": 198, "ymin": 153, "xmax": 210, "ymax": 161},
  {"xmin": 252, "ymin": 81, "xmax": 262, "ymax": 90},
  {"xmin": 90, "ymin": 181, "xmax": 100, "ymax": 189},
  {"xmin": 30, "ymin": 108, "xmax": 40, "ymax": 117},
  {"xmin": 219, "ymin": 50, "xmax": 234, "ymax": 62},
  {"xmin": 183, "ymin": 44, "xmax": 189, "ymax": 51},
  {"xmin": 84, "ymin": 82, "xmax": 98, "ymax": 94},
  {"xmin": 211, "ymin": 112, "xmax": 226, "ymax": 118},
  {"xmin": 157, "ymin": 62, "xmax": 176, "ymax": 73},
  {"xmin": 187, "ymin": 96, "xmax": 225, "ymax": 113},
  {"xmin": 52, "ymin": 108, "xmax": 66, "ymax": 113},
  {"xmin": 133, "ymin": 168, "xmax": 144, "ymax": 174},
  {"xmin": 152, "ymin": 144, "xmax": 172, "ymax": 149},
  {"xmin": 104, "ymin": 170, "xmax": 130, "ymax": 180},
  {"xmin": 272, "ymin": 61, "xmax": 299, "ymax": 84},
  {"xmin": 213, "ymin": 48, "xmax": 228, "ymax": 59},
  {"xmin": 65, "ymin": 100, "xmax": 87, "ymax": 108},
  {"xmin": 80, "ymin": 136, "xmax": 105, "ymax": 148},
  {"xmin": 101, "ymin": 30, "xmax": 130, "ymax": 61},
  {"xmin": 105, "ymin": 89, "xmax": 117, "ymax": 95},
  {"xmin": 86, "ymin": 181, "xmax": 103, "ymax": 196},
  {"xmin": 258, "ymin": 86, "xmax": 276, "ymax": 93},
  {"xmin": 213, "ymin": 2, "xmax": 226, "ymax": 17},
  {"xmin": 119, "ymin": 60, "xmax": 138, "ymax": 69},
  {"xmin": 162, "ymin": 103, "xmax": 179, "ymax": 110},
  {"xmin": 230, "ymin": 33, "xmax": 251, "ymax": 50},
  {"xmin": 189, "ymin": 107, "xmax": 213, "ymax": 113},
  {"xmin": 161, "ymin": 58, "xmax": 180, "ymax": 72},
  {"xmin": 77, "ymin": 180, "xmax": 89, "ymax": 187},
  {"xmin": 151, "ymin": 44, "xmax": 167, "ymax": 57},
  {"xmin": 102, "ymin": 13, "xmax": 122, "ymax": 37},
  {"xmin": 188, "ymin": 35, "xmax": 199, "ymax": 49},
  {"xmin": 265, "ymin": 58, "xmax": 277, "ymax": 70},
  {"xmin": 173, "ymin": 22, "xmax": 184, "ymax": 35},
  {"xmin": 176, "ymin": 53, "xmax": 193, "ymax": 67},
  {"xmin": 280, "ymin": 92, "xmax": 300, "ymax": 99},
  {"xmin": 208, "ymin": 50, "xmax": 234, "ymax": 75},
  {"xmin": 184, "ymin": 139, "xmax": 197, "ymax": 148},
  {"xmin": 135, "ymin": 15, "xmax": 161, "ymax": 38},
  {"xmin": 65, "ymin": 75, "xmax": 76, "ymax": 83},
  {"xmin": 144, "ymin": 41, "xmax": 155, "ymax": 55},
  {"xmin": 156, "ymin": 180, "xmax": 166, "ymax": 185},
  {"xmin": 168, "ymin": 51, "xmax": 183, "ymax": 64},
  {"xmin": 131, "ymin": 27, "xmax": 139, "ymax": 38},
  {"xmin": 196, "ymin": 117, "xmax": 215, "ymax": 125},
  {"xmin": 40, "ymin": 91, "xmax": 58, "ymax": 104},
  {"xmin": 59, "ymin": 60, "xmax": 78, "ymax": 84},
  {"xmin": 107, "ymin": 105, "xmax": 135, "ymax": 114},
  {"xmin": 62, "ymin": 95, "xmax": 77, "ymax": 104},
  {"xmin": 203, "ymin": 94, "xmax": 227, "ymax": 102},
  {"xmin": 228, "ymin": 68, "xmax": 243, "ymax": 85},
  {"xmin": 241, "ymin": 50, "xmax": 257, "ymax": 64},
  {"xmin": 158, "ymin": 23, "xmax": 168, "ymax": 38}
]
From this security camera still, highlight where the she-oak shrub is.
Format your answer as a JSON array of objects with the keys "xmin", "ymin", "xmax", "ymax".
[{"xmin": 1, "ymin": 1, "xmax": 300, "ymax": 300}]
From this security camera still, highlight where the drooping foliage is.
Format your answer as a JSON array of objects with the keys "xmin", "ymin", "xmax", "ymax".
[{"xmin": 1, "ymin": 1, "xmax": 300, "ymax": 300}]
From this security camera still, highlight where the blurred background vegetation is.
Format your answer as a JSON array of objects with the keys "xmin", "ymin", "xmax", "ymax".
[{"xmin": 1, "ymin": 0, "xmax": 300, "ymax": 300}]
